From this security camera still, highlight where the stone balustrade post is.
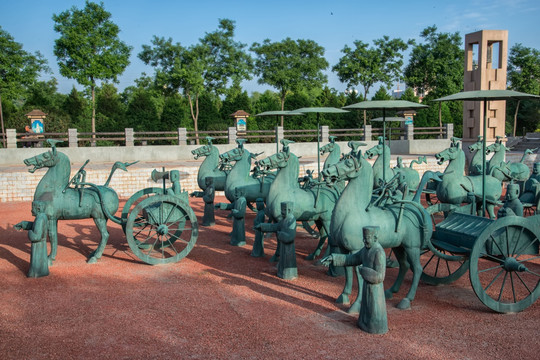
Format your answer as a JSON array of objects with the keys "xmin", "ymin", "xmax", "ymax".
[
  {"xmin": 125, "ymin": 128, "xmax": 134, "ymax": 147},
  {"xmin": 406, "ymin": 124, "xmax": 414, "ymax": 140},
  {"xmin": 363, "ymin": 125, "xmax": 372, "ymax": 141},
  {"xmin": 68, "ymin": 128, "xmax": 78, "ymax": 147},
  {"xmin": 445, "ymin": 123, "xmax": 454, "ymax": 139},
  {"xmin": 320, "ymin": 125, "xmax": 329, "ymax": 143},
  {"xmin": 228, "ymin": 127, "xmax": 237, "ymax": 144},
  {"xmin": 178, "ymin": 128, "xmax": 187, "ymax": 145},
  {"xmin": 6, "ymin": 129, "xmax": 17, "ymax": 148}
]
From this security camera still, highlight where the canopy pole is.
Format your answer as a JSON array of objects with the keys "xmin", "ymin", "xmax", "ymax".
[
  {"xmin": 317, "ymin": 113, "xmax": 321, "ymax": 181},
  {"xmin": 382, "ymin": 108, "xmax": 386, "ymax": 185},
  {"xmin": 482, "ymin": 99, "xmax": 487, "ymax": 217}
]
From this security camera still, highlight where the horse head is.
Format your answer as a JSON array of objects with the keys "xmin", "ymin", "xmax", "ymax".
[
  {"xmin": 320, "ymin": 136, "xmax": 338, "ymax": 155},
  {"xmin": 364, "ymin": 142, "xmax": 384, "ymax": 159},
  {"xmin": 191, "ymin": 143, "xmax": 216, "ymax": 160},
  {"xmin": 219, "ymin": 147, "xmax": 246, "ymax": 164},
  {"xmin": 486, "ymin": 136, "xmax": 508, "ymax": 155},
  {"xmin": 322, "ymin": 156, "xmax": 362, "ymax": 185},
  {"xmin": 255, "ymin": 151, "xmax": 290, "ymax": 172},
  {"xmin": 468, "ymin": 136, "xmax": 483, "ymax": 153},
  {"xmin": 23, "ymin": 140, "xmax": 63, "ymax": 173},
  {"xmin": 435, "ymin": 146, "xmax": 460, "ymax": 165}
]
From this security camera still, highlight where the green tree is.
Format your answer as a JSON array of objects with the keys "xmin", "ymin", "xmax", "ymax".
[
  {"xmin": 250, "ymin": 38, "xmax": 329, "ymax": 126},
  {"xmin": 404, "ymin": 26, "xmax": 463, "ymax": 99},
  {"xmin": 0, "ymin": 26, "xmax": 48, "ymax": 146},
  {"xmin": 96, "ymin": 84, "xmax": 126, "ymax": 131},
  {"xmin": 507, "ymin": 43, "xmax": 540, "ymax": 135},
  {"xmin": 139, "ymin": 19, "xmax": 252, "ymax": 144},
  {"xmin": 404, "ymin": 26, "xmax": 463, "ymax": 131},
  {"xmin": 333, "ymin": 36, "xmax": 410, "ymax": 101},
  {"xmin": 53, "ymin": 1, "xmax": 132, "ymax": 138},
  {"xmin": 125, "ymin": 89, "xmax": 159, "ymax": 132}
]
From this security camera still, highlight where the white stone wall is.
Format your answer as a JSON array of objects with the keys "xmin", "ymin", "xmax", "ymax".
[{"xmin": 0, "ymin": 157, "xmax": 451, "ymax": 202}]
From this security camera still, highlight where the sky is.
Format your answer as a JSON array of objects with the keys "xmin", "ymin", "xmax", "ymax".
[{"xmin": 1, "ymin": 0, "xmax": 539, "ymax": 97}]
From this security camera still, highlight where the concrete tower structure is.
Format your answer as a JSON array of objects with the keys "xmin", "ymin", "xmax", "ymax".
[{"xmin": 463, "ymin": 30, "xmax": 508, "ymax": 146}]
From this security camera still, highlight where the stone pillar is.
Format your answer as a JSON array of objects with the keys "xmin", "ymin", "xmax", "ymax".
[
  {"xmin": 6, "ymin": 129, "xmax": 17, "ymax": 148},
  {"xmin": 445, "ymin": 123, "xmax": 454, "ymax": 140},
  {"xmin": 320, "ymin": 125, "xmax": 329, "ymax": 143},
  {"xmin": 68, "ymin": 128, "xmax": 78, "ymax": 147},
  {"xmin": 276, "ymin": 126, "xmax": 284, "ymax": 142},
  {"xmin": 405, "ymin": 124, "xmax": 414, "ymax": 140},
  {"xmin": 125, "ymin": 128, "xmax": 134, "ymax": 147},
  {"xmin": 363, "ymin": 125, "xmax": 372, "ymax": 141},
  {"xmin": 178, "ymin": 128, "xmax": 187, "ymax": 146},
  {"xmin": 228, "ymin": 127, "xmax": 237, "ymax": 144}
]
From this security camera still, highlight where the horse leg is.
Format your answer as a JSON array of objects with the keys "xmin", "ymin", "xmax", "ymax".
[
  {"xmin": 47, "ymin": 219, "xmax": 58, "ymax": 266},
  {"xmin": 347, "ymin": 265, "xmax": 363, "ymax": 314},
  {"xmin": 486, "ymin": 204, "xmax": 496, "ymax": 219},
  {"xmin": 396, "ymin": 246, "xmax": 422, "ymax": 310},
  {"xmin": 336, "ymin": 265, "xmax": 353, "ymax": 305},
  {"xmin": 87, "ymin": 218, "xmax": 109, "ymax": 264},
  {"xmin": 384, "ymin": 246, "xmax": 409, "ymax": 300},
  {"xmin": 306, "ymin": 220, "xmax": 326, "ymax": 260}
]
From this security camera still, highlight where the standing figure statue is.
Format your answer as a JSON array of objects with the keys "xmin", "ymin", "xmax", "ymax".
[
  {"xmin": 498, "ymin": 183, "xmax": 524, "ymax": 218},
  {"xmin": 217, "ymin": 187, "xmax": 247, "ymax": 246},
  {"xmin": 322, "ymin": 226, "xmax": 388, "ymax": 334},
  {"xmin": 519, "ymin": 162, "xmax": 540, "ymax": 208},
  {"xmin": 14, "ymin": 200, "xmax": 50, "ymax": 278},
  {"xmin": 256, "ymin": 201, "xmax": 298, "ymax": 280},
  {"xmin": 251, "ymin": 198, "xmax": 266, "ymax": 257},
  {"xmin": 190, "ymin": 177, "xmax": 216, "ymax": 226}
]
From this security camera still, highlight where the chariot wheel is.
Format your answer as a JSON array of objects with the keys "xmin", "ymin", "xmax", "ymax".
[
  {"xmin": 121, "ymin": 187, "xmax": 164, "ymax": 233},
  {"xmin": 126, "ymin": 195, "xmax": 198, "ymax": 265},
  {"xmin": 421, "ymin": 203, "xmax": 469, "ymax": 285},
  {"xmin": 469, "ymin": 217, "xmax": 540, "ymax": 313}
]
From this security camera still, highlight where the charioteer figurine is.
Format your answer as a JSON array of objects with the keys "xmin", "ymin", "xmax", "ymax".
[
  {"xmin": 14, "ymin": 200, "xmax": 50, "ymax": 278},
  {"xmin": 216, "ymin": 187, "xmax": 247, "ymax": 246},
  {"xmin": 255, "ymin": 201, "xmax": 297, "ymax": 280},
  {"xmin": 322, "ymin": 226, "xmax": 388, "ymax": 334},
  {"xmin": 190, "ymin": 176, "xmax": 216, "ymax": 226}
]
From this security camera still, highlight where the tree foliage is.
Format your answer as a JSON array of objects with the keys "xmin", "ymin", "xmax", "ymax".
[
  {"xmin": 53, "ymin": 1, "xmax": 132, "ymax": 134},
  {"xmin": 333, "ymin": 36, "xmax": 410, "ymax": 100},
  {"xmin": 139, "ymin": 19, "xmax": 252, "ymax": 143},
  {"xmin": 404, "ymin": 26, "xmax": 463, "ymax": 99},
  {"xmin": 250, "ymin": 38, "xmax": 328, "ymax": 121},
  {"xmin": 507, "ymin": 43, "xmax": 540, "ymax": 134}
]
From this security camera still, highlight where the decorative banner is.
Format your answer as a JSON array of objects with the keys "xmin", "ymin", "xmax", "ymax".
[
  {"xmin": 31, "ymin": 118, "xmax": 44, "ymax": 133},
  {"xmin": 237, "ymin": 118, "xmax": 246, "ymax": 132}
]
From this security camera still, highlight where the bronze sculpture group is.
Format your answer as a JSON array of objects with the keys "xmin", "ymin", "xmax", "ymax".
[{"xmin": 13, "ymin": 132, "xmax": 540, "ymax": 334}]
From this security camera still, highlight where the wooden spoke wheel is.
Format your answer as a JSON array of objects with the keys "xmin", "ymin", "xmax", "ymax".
[
  {"xmin": 126, "ymin": 195, "xmax": 198, "ymax": 265},
  {"xmin": 421, "ymin": 203, "xmax": 469, "ymax": 285},
  {"xmin": 469, "ymin": 217, "xmax": 540, "ymax": 313},
  {"xmin": 121, "ymin": 187, "xmax": 164, "ymax": 233}
]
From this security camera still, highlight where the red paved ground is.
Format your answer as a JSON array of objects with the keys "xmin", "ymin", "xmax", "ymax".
[{"xmin": 0, "ymin": 197, "xmax": 538, "ymax": 359}]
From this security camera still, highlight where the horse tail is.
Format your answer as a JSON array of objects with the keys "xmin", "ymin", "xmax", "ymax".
[
  {"xmin": 78, "ymin": 182, "xmax": 123, "ymax": 225},
  {"xmin": 410, "ymin": 156, "xmax": 427, "ymax": 168},
  {"xmin": 104, "ymin": 161, "xmax": 138, "ymax": 187}
]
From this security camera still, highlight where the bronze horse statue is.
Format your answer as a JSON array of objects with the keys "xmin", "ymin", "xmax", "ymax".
[
  {"xmin": 256, "ymin": 140, "xmax": 342, "ymax": 261},
  {"xmin": 191, "ymin": 136, "xmax": 228, "ymax": 191},
  {"xmin": 322, "ymin": 151, "xmax": 434, "ymax": 311},
  {"xmin": 486, "ymin": 137, "xmax": 535, "ymax": 182},
  {"xmin": 435, "ymin": 142, "xmax": 502, "ymax": 218},
  {"xmin": 24, "ymin": 141, "xmax": 133, "ymax": 264}
]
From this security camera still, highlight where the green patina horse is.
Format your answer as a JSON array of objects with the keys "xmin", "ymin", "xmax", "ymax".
[
  {"xmin": 435, "ymin": 143, "xmax": 502, "ymax": 219},
  {"xmin": 191, "ymin": 137, "xmax": 228, "ymax": 191},
  {"xmin": 23, "ymin": 142, "xmax": 132, "ymax": 264},
  {"xmin": 320, "ymin": 136, "xmax": 341, "ymax": 171},
  {"xmin": 322, "ymin": 152, "xmax": 433, "ymax": 311},
  {"xmin": 486, "ymin": 137, "xmax": 535, "ymax": 182},
  {"xmin": 467, "ymin": 136, "xmax": 484, "ymax": 176},
  {"xmin": 219, "ymin": 140, "xmax": 274, "ymax": 204},
  {"xmin": 364, "ymin": 139, "xmax": 424, "ymax": 199},
  {"xmin": 256, "ymin": 142, "xmax": 342, "ymax": 261}
]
